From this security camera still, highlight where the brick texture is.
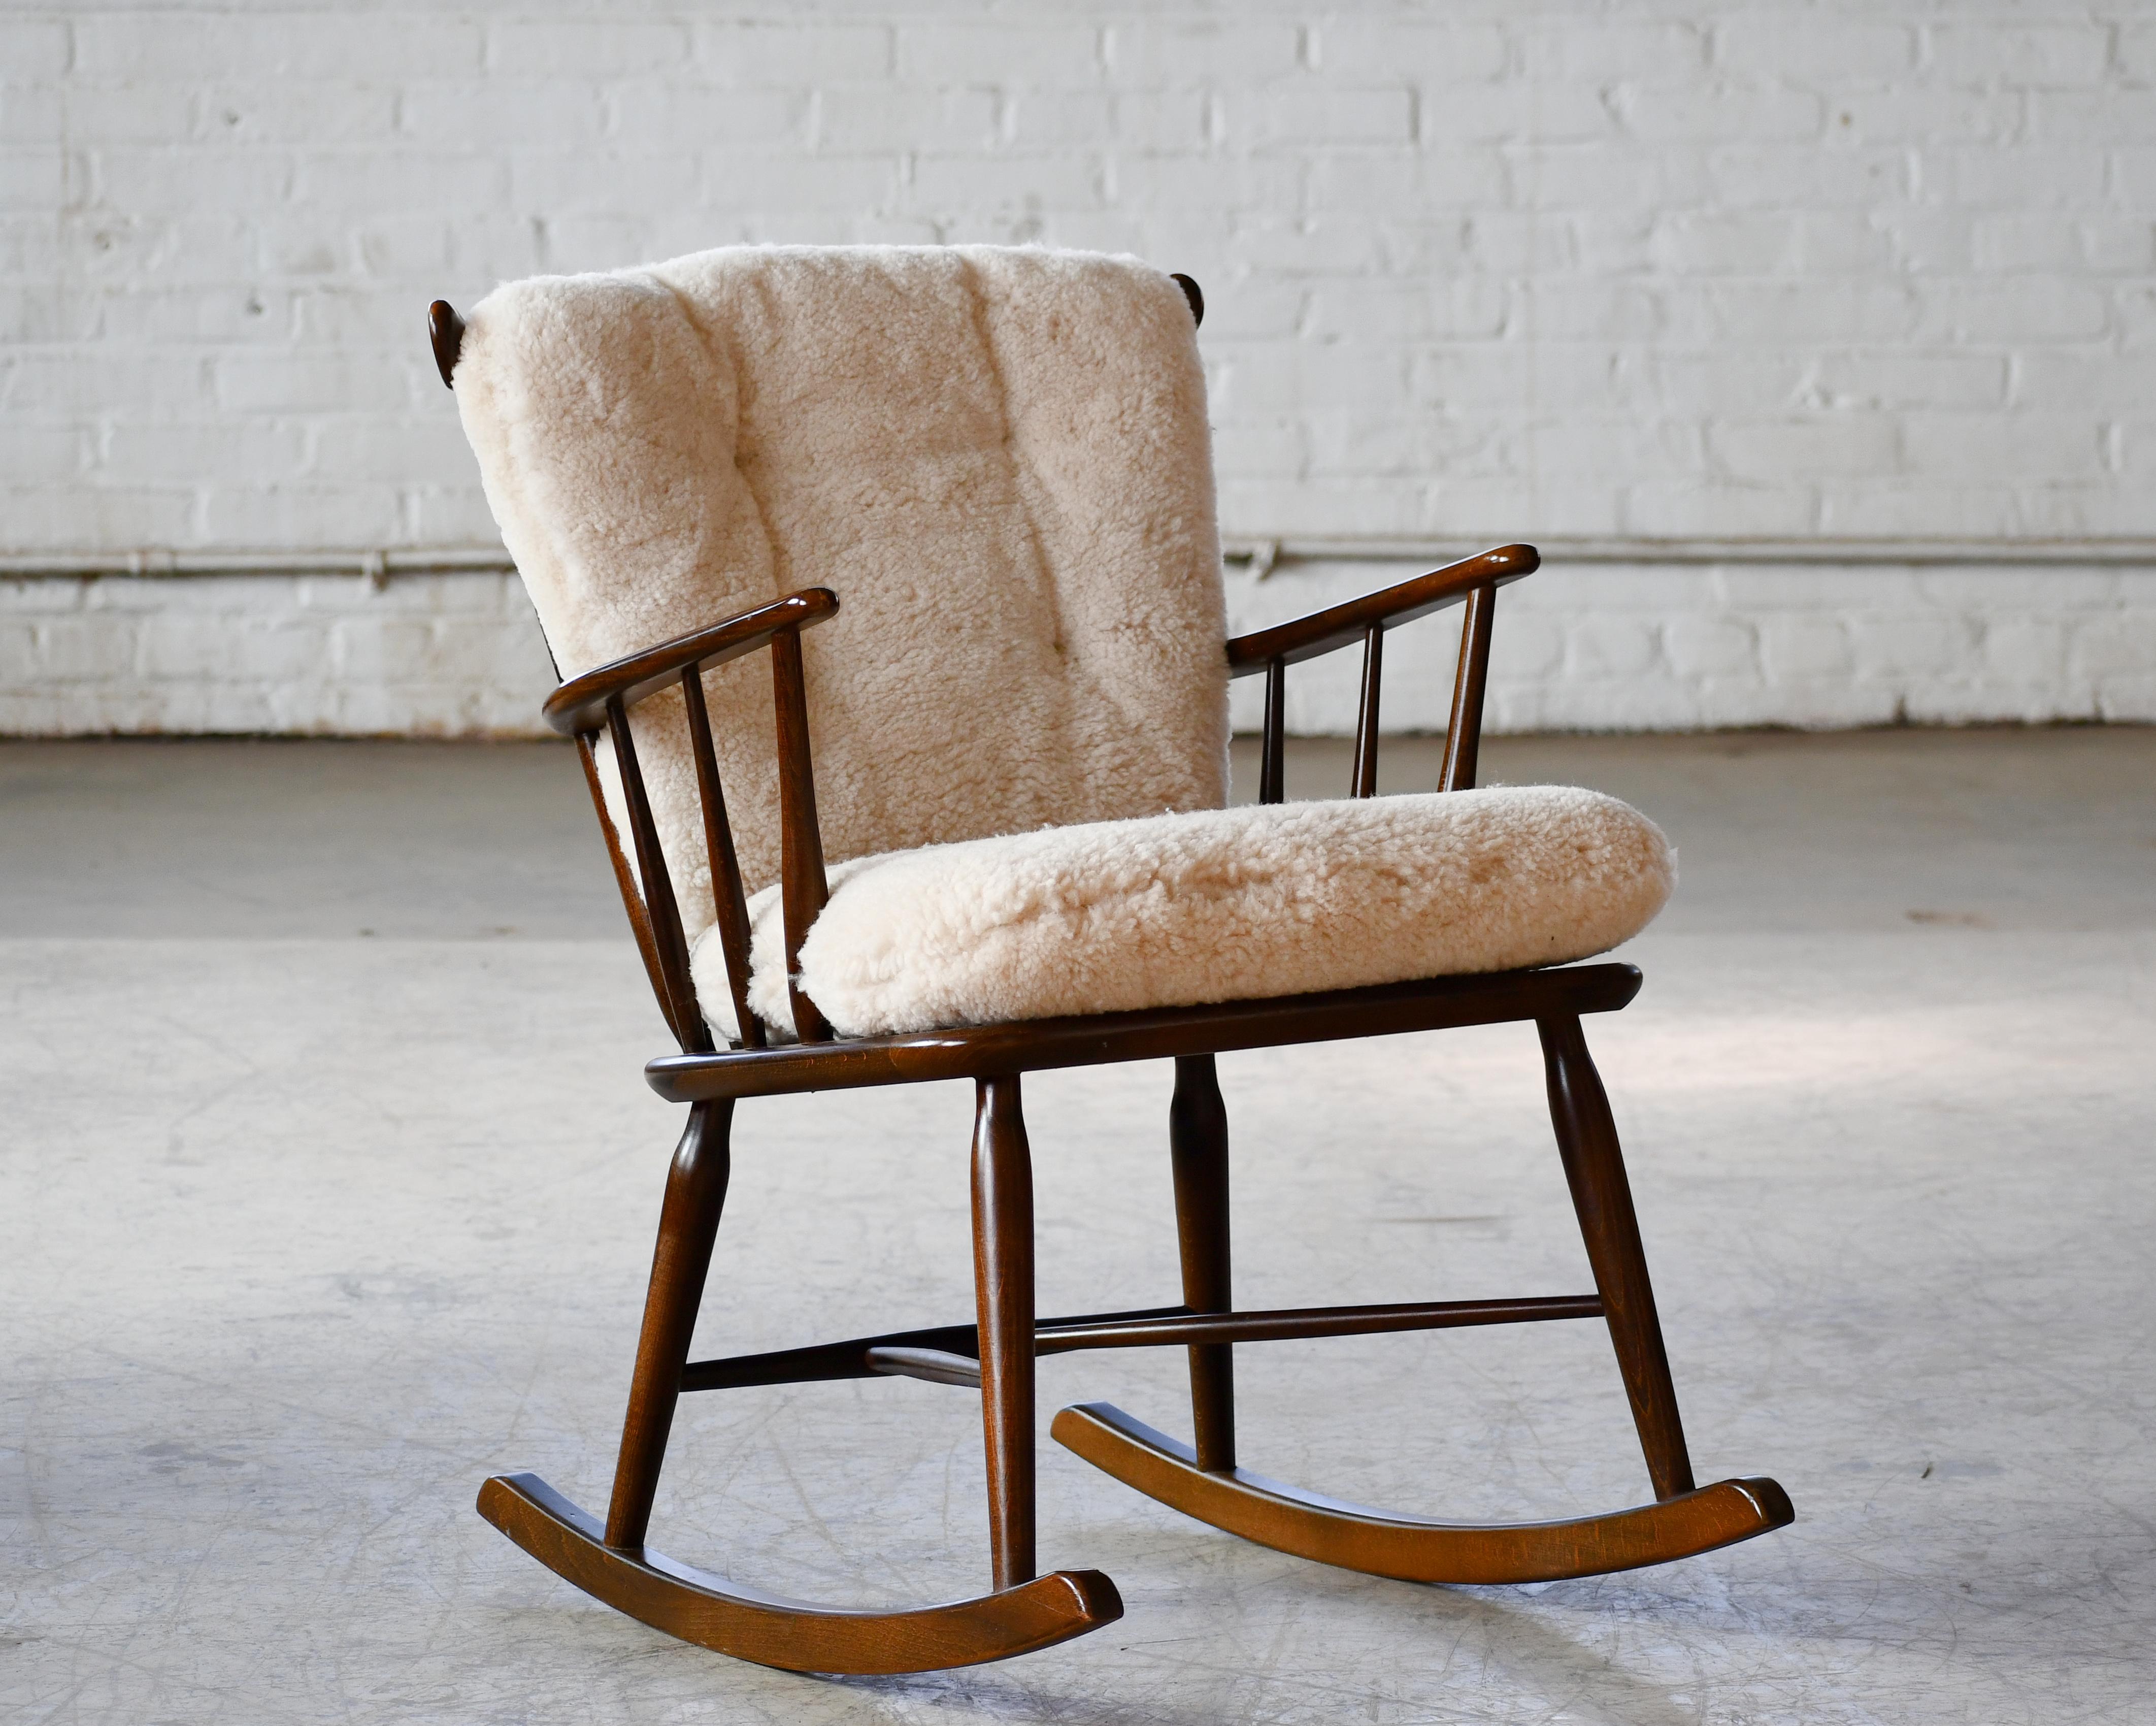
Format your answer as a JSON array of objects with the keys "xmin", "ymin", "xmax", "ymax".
[
  {"xmin": 4, "ymin": 6, "xmax": 2153, "ymax": 732},
  {"xmin": 8, "ymin": 560, "xmax": 2149, "ymax": 738}
]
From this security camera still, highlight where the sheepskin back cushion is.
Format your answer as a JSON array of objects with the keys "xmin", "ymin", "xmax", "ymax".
[
  {"xmin": 688, "ymin": 787, "xmax": 1676, "ymax": 1041},
  {"xmin": 451, "ymin": 244, "xmax": 1229, "ymax": 951}
]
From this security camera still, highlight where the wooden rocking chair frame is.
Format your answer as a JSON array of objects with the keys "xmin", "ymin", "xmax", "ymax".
[{"xmin": 429, "ymin": 282, "xmax": 1790, "ymax": 1677}]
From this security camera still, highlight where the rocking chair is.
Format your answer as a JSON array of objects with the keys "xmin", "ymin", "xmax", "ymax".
[{"xmin": 427, "ymin": 246, "xmax": 1790, "ymax": 1677}]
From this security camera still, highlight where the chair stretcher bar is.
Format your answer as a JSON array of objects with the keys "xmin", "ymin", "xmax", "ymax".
[{"xmin": 680, "ymin": 1294, "xmax": 1606, "ymax": 1394}]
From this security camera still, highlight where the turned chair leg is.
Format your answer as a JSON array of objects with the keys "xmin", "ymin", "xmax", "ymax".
[
  {"xmin": 477, "ymin": 1086, "xmax": 1123, "ymax": 1674},
  {"xmin": 972, "ymin": 1076, "xmax": 1037, "ymax": 1590},
  {"xmin": 1169, "ymin": 1054, "xmax": 1236, "ymax": 1472},
  {"xmin": 1537, "ymin": 1015, "xmax": 1697, "ymax": 1501},
  {"xmin": 605, "ymin": 1099, "xmax": 735, "ymax": 1549}
]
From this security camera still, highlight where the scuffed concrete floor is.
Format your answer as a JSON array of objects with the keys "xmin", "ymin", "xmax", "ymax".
[{"xmin": 2, "ymin": 730, "xmax": 2152, "ymax": 1724}]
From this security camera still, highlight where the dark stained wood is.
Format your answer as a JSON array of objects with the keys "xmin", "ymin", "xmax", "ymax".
[
  {"xmin": 972, "ymin": 1076, "xmax": 1037, "ymax": 1590},
  {"xmin": 605, "ymin": 1100, "xmax": 732, "ymax": 1548},
  {"xmin": 769, "ymin": 626, "xmax": 831, "ymax": 1043},
  {"xmin": 679, "ymin": 1295, "xmax": 1603, "ymax": 1396},
  {"xmin": 428, "ymin": 299, "xmax": 463, "ymax": 388},
  {"xmin": 576, "ymin": 729, "xmax": 682, "ymax": 1046},
  {"xmin": 1038, "ymin": 1294, "xmax": 1604, "ymax": 1352},
  {"xmin": 1538, "ymin": 1014, "xmax": 1697, "ymax": 1500},
  {"xmin": 606, "ymin": 696, "xmax": 711, "ymax": 1055},
  {"xmin": 1440, "ymin": 581, "xmax": 1497, "ymax": 793},
  {"xmin": 1052, "ymin": 1404, "xmax": 1792, "ymax": 1586},
  {"xmin": 1259, "ymin": 657, "xmax": 1286, "ymax": 804},
  {"xmin": 545, "ymin": 589, "xmax": 839, "ymax": 737},
  {"xmin": 1169, "ymin": 1055, "xmax": 1236, "ymax": 1471},
  {"xmin": 646, "ymin": 963, "xmax": 1644, "ymax": 1103},
  {"xmin": 867, "ymin": 1345, "xmax": 984, "ymax": 1387},
  {"xmin": 1351, "ymin": 624, "xmax": 1383, "ymax": 798},
  {"xmin": 1225, "ymin": 544, "xmax": 1536, "ymax": 673},
  {"xmin": 480, "ymin": 1472, "xmax": 1122, "ymax": 1674},
  {"xmin": 701, "ymin": 1327, "xmax": 978, "ymax": 1392},
  {"xmin": 680, "ymin": 1305, "xmax": 1187, "ymax": 1394},
  {"xmin": 679, "ymin": 666, "xmax": 764, "ymax": 1049},
  {"xmin": 447, "ymin": 282, "xmax": 1793, "ymax": 1675},
  {"xmin": 1170, "ymin": 272, "xmax": 1204, "ymax": 325}
]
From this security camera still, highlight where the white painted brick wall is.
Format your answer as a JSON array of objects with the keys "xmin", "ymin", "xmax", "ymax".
[
  {"xmin": 8, "ymin": 558, "xmax": 2150, "ymax": 738},
  {"xmin": 1228, "ymin": 561, "xmax": 2156, "ymax": 733},
  {"xmin": 0, "ymin": 572, "xmax": 557, "ymax": 736},
  {"xmin": 5, "ymin": 5, "xmax": 2154, "ymax": 734}
]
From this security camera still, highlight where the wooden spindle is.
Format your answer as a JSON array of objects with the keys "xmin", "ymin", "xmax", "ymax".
[
  {"xmin": 769, "ymin": 627, "xmax": 831, "ymax": 1043},
  {"xmin": 1439, "ymin": 584, "xmax": 1496, "ymax": 794},
  {"xmin": 680, "ymin": 666, "xmax": 765, "ymax": 1050},
  {"xmin": 575, "ymin": 729, "xmax": 680, "ymax": 1046},
  {"xmin": 606, "ymin": 695, "xmax": 711, "ymax": 1054},
  {"xmin": 1351, "ymin": 625, "xmax": 1383, "ymax": 798},
  {"xmin": 1259, "ymin": 657, "xmax": 1286, "ymax": 805}
]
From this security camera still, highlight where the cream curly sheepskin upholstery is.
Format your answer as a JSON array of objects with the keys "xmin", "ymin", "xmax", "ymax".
[
  {"xmin": 691, "ymin": 787, "xmax": 1674, "ymax": 1041},
  {"xmin": 449, "ymin": 243, "xmax": 1676, "ymax": 1043},
  {"xmin": 451, "ymin": 245, "xmax": 1229, "ymax": 949}
]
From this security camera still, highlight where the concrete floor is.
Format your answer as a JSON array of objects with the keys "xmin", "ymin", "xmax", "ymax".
[{"xmin": 3, "ymin": 730, "xmax": 2152, "ymax": 1723}]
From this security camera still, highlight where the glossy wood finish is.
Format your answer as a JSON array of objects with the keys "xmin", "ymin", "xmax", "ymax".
[
  {"xmin": 680, "ymin": 1304, "xmax": 1187, "ymax": 1393},
  {"xmin": 606, "ymin": 697, "xmax": 711, "ymax": 1055},
  {"xmin": 438, "ymin": 289, "xmax": 1790, "ymax": 1675},
  {"xmin": 682, "ymin": 1294, "xmax": 1605, "ymax": 1396},
  {"xmin": 1224, "ymin": 544, "xmax": 1536, "ymax": 672},
  {"xmin": 1351, "ymin": 625, "xmax": 1384, "ymax": 798},
  {"xmin": 605, "ymin": 1100, "xmax": 732, "ymax": 1547},
  {"xmin": 867, "ymin": 1345, "xmax": 986, "ymax": 1387},
  {"xmin": 544, "ymin": 588, "xmax": 839, "ymax": 737},
  {"xmin": 972, "ymin": 1077, "xmax": 1038, "ymax": 1589},
  {"xmin": 1259, "ymin": 657, "xmax": 1287, "ymax": 804},
  {"xmin": 1051, "ymin": 1404, "xmax": 1793, "ymax": 1586},
  {"xmin": 1169, "ymin": 1055, "xmax": 1236, "ymax": 1471},
  {"xmin": 1539, "ymin": 1014, "xmax": 1696, "ymax": 1500},
  {"xmin": 479, "ymin": 1472, "xmax": 1122, "ymax": 1675},
  {"xmin": 647, "ymin": 963, "xmax": 1642, "ymax": 1102},
  {"xmin": 770, "ymin": 626, "xmax": 832, "ymax": 1043},
  {"xmin": 679, "ymin": 668, "xmax": 763, "ymax": 1048},
  {"xmin": 576, "ymin": 729, "xmax": 678, "ymax": 1042},
  {"xmin": 1040, "ymin": 1294, "xmax": 1605, "ymax": 1351},
  {"xmin": 427, "ymin": 299, "xmax": 463, "ymax": 388},
  {"xmin": 1440, "ymin": 582, "xmax": 1497, "ymax": 793}
]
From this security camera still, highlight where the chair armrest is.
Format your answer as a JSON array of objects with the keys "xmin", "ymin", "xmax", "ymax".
[
  {"xmin": 544, "ymin": 583, "xmax": 842, "ymax": 1053},
  {"xmin": 543, "ymin": 587, "xmax": 841, "ymax": 736},
  {"xmin": 1223, "ymin": 544, "xmax": 1537, "ymax": 676},
  {"xmin": 1228, "ymin": 543, "xmax": 1536, "ymax": 803}
]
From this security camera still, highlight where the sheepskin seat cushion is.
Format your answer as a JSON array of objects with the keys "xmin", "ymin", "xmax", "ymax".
[
  {"xmin": 690, "ymin": 786, "xmax": 1675, "ymax": 1041},
  {"xmin": 451, "ymin": 244, "xmax": 1228, "ymax": 954}
]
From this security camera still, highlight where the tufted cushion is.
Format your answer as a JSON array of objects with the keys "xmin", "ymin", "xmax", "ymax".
[
  {"xmin": 691, "ymin": 786, "xmax": 1675, "ymax": 1041},
  {"xmin": 451, "ymin": 245, "xmax": 1229, "ymax": 951}
]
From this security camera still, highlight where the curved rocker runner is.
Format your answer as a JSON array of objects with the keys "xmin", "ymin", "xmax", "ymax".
[
  {"xmin": 477, "ymin": 1473, "xmax": 1121, "ymax": 1675},
  {"xmin": 1052, "ymin": 1405, "xmax": 1793, "ymax": 1586},
  {"xmin": 429, "ymin": 251, "xmax": 1794, "ymax": 1679}
]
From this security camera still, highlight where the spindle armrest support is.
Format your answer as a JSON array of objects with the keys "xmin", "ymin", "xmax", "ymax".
[
  {"xmin": 546, "ymin": 584, "xmax": 842, "ymax": 1050},
  {"xmin": 1225, "ymin": 543, "xmax": 1536, "ymax": 802}
]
